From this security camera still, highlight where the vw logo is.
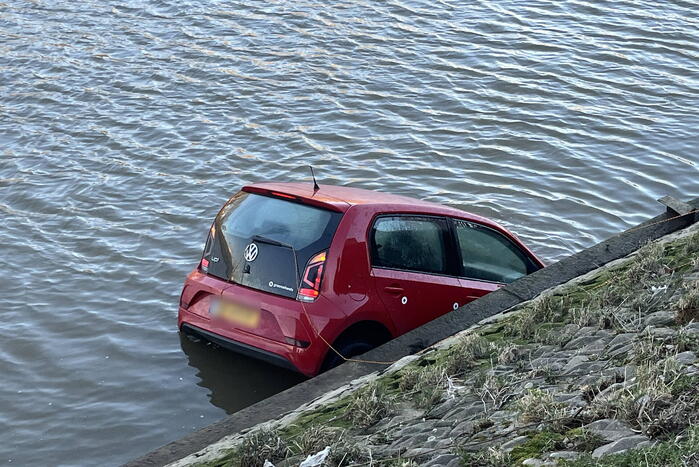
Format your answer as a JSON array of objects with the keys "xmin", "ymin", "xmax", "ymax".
[{"xmin": 243, "ymin": 243, "xmax": 259, "ymax": 262}]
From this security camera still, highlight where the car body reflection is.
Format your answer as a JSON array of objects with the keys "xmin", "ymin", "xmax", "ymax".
[{"xmin": 179, "ymin": 332, "xmax": 307, "ymax": 414}]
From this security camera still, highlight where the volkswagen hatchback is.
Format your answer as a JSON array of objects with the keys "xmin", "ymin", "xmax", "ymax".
[{"xmin": 178, "ymin": 182, "xmax": 544, "ymax": 376}]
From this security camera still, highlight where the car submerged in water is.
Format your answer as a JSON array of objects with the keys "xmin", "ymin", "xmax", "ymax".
[{"xmin": 178, "ymin": 182, "xmax": 545, "ymax": 376}]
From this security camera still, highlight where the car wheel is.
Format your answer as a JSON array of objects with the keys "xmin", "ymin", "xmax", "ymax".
[{"xmin": 320, "ymin": 339, "xmax": 375, "ymax": 373}]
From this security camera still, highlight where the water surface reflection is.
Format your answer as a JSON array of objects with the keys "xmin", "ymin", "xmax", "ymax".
[{"xmin": 180, "ymin": 333, "xmax": 306, "ymax": 414}]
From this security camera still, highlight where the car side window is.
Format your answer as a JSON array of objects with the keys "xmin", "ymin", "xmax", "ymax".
[
  {"xmin": 370, "ymin": 216, "xmax": 448, "ymax": 275},
  {"xmin": 454, "ymin": 220, "xmax": 531, "ymax": 283}
]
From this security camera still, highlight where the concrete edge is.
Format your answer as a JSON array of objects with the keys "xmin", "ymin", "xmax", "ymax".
[{"xmin": 126, "ymin": 199, "xmax": 698, "ymax": 467}]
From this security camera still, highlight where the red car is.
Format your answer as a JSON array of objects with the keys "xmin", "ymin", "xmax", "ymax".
[{"xmin": 178, "ymin": 182, "xmax": 544, "ymax": 376}]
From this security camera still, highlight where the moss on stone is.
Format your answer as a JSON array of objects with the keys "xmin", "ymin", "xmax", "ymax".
[{"xmin": 509, "ymin": 431, "xmax": 565, "ymax": 463}]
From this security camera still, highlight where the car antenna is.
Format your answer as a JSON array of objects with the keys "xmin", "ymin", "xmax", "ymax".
[{"xmin": 309, "ymin": 165, "xmax": 320, "ymax": 192}]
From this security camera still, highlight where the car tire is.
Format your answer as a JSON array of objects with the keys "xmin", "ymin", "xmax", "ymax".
[{"xmin": 320, "ymin": 339, "xmax": 375, "ymax": 373}]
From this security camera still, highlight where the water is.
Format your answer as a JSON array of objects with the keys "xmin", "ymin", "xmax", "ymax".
[{"xmin": 1, "ymin": 0, "xmax": 697, "ymax": 464}]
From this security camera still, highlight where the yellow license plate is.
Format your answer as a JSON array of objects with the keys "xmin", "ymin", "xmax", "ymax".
[{"xmin": 212, "ymin": 301, "xmax": 260, "ymax": 328}]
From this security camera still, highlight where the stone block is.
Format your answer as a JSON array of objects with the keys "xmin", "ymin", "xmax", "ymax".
[
  {"xmin": 584, "ymin": 419, "xmax": 635, "ymax": 442},
  {"xmin": 592, "ymin": 435, "xmax": 652, "ymax": 458}
]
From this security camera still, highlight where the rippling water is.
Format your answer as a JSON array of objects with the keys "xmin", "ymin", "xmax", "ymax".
[{"xmin": 1, "ymin": 0, "xmax": 697, "ymax": 465}]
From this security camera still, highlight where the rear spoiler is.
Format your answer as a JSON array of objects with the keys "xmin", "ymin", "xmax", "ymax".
[{"xmin": 242, "ymin": 186, "xmax": 345, "ymax": 213}]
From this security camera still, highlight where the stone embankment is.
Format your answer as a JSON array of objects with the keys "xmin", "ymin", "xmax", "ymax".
[{"xmin": 173, "ymin": 223, "xmax": 699, "ymax": 467}]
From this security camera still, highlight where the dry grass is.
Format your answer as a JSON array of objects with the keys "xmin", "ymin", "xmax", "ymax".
[
  {"xmin": 568, "ymin": 292, "xmax": 664, "ymax": 333},
  {"xmin": 237, "ymin": 428, "xmax": 290, "ymax": 467},
  {"xmin": 290, "ymin": 425, "xmax": 367, "ymax": 466},
  {"xmin": 343, "ymin": 382, "xmax": 393, "ymax": 428},
  {"xmin": 587, "ymin": 351, "xmax": 699, "ymax": 437},
  {"xmin": 682, "ymin": 231, "xmax": 699, "ymax": 256},
  {"xmin": 475, "ymin": 373, "xmax": 516, "ymax": 412},
  {"xmin": 399, "ymin": 364, "xmax": 449, "ymax": 409},
  {"xmin": 562, "ymin": 424, "xmax": 699, "ymax": 466},
  {"xmin": 633, "ymin": 358, "xmax": 698, "ymax": 436},
  {"xmin": 626, "ymin": 241, "xmax": 669, "ymax": 284},
  {"xmin": 526, "ymin": 365, "xmax": 558, "ymax": 385},
  {"xmin": 397, "ymin": 366, "xmax": 421, "ymax": 392},
  {"xmin": 675, "ymin": 324, "xmax": 699, "ymax": 352},
  {"xmin": 497, "ymin": 343, "xmax": 521, "ymax": 365},
  {"xmin": 382, "ymin": 458, "xmax": 420, "ymax": 467},
  {"xmin": 676, "ymin": 284, "xmax": 699, "ymax": 324},
  {"xmin": 567, "ymin": 240, "xmax": 677, "ymax": 331},
  {"xmin": 584, "ymin": 278, "xmax": 632, "ymax": 309},
  {"xmin": 569, "ymin": 303, "xmax": 617, "ymax": 330},
  {"xmin": 631, "ymin": 335, "xmax": 673, "ymax": 363},
  {"xmin": 324, "ymin": 436, "xmax": 366, "ymax": 466},
  {"xmin": 505, "ymin": 310, "xmax": 539, "ymax": 340},
  {"xmin": 442, "ymin": 334, "xmax": 496, "ymax": 376},
  {"xmin": 580, "ymin": 373, "xmax": 625, "ymax": 404},
  {"xmin": 517, "ymin": 389, "xmax": 571, "ymax": 430},
  {"xmin": 566, "ymin": 427, "xmax": 606, "ymax": 452},
  {"xmin": 460, "ymin": 447, "xmax": 512, "ymax": 467},
  {"xmin": 504, "ymin": 295, "xmax": 569, "ymax": 340},
  {"xmin": 291, "ymin": 425, "xmax": 342, "ymax": 455}
]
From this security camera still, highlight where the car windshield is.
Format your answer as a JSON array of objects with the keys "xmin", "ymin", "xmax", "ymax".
[{"xmin": 202, "ymin": 192, "xmax": 342, "ymax": 298}]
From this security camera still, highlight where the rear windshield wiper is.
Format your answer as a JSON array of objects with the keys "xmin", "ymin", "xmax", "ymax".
[{"xmin": 251, "ymin": 234, "xmax": 293, "ymax": 249}]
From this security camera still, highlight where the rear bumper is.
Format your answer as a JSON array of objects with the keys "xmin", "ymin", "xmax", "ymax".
[
  {"xmin": 181, "ymin": 323, "xmax": 300, "ymax": 373},
  {"xmin": 178, "ymin": 306, "xmax": 321, "ymax": 376}
]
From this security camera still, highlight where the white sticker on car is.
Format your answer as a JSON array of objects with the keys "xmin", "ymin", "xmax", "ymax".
[{"xmin": 269, "ymin": 281, "xmax": 294, "ymax": 292}]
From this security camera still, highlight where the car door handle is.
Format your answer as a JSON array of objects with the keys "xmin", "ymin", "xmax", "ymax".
[{"xmin": 384, "ymin": 286, "xmax": 404, "ymax": 295}]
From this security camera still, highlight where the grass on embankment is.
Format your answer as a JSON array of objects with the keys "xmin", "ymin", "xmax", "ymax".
[{"xmin": 562, "ymin": 424, "xmax": 699, "ymax": 466}]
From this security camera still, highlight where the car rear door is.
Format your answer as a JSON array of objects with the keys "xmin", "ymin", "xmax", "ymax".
[{"xmin": 369, "ymin": 215, "xmax": 464, "ymax": 335}]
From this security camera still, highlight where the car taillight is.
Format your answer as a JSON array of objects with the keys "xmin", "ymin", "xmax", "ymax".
[{"xmin": 297, "ymin": 251, "xmax": 327, "ymax": 302}]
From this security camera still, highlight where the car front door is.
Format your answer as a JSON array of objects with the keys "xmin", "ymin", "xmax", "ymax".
[
  {"xmin": 369, "ymin": 215, "xmax": 464, "ymax": 335},
  {"xmin": 452, "ymin": 219, "xmax": 540, "ymax": 301}
]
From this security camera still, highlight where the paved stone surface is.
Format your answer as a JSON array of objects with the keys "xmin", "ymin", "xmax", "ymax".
[
  {"xmin": 563, "ymin": 355, "xmax": 589, "ymax": 373},
  {"xmin": 676, "ymin": 351, "xmax": 697, "ymax": 365},
  {"xmin": 584, "ymin": 419, "xmax": 636, "ymax": 442},
  {"xmin": 424, "ymin": 454, "xmax": 459, "ymax": 466},
  {"xmin": 605, "ymin": 333, "xmax": 636, "ymax": 352},
  {"xmin": 565, "ymin": 335, "xmax": 604, "ymax": 350},
  {"xmin": 645, "ymin": 326, "xmax": 675, "ymax": 339},
  {"xmin": 644, "ymin": 311, "xmax": 677, "ymax": 327},
  {"xmin": 522, "ymin": 458, "xmax": 555, "ymax": 466},
  {"xmin": 548, "ymin": 450, "xmax": 582, "ymax": 460},
  {"xmin": 592, "ymin": 435, "xmax": 652, "ymax": 458}
]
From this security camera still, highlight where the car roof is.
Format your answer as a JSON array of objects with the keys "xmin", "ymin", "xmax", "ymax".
[
  {"xmin": 244, "ymin": 182, "xmax": 437, "ymax": 209},
  {"xmin": 241, "ymin": 182, "xmax": 544, "ymax": 266},
  {"xmin": 242, "ymin": 181, "xmax": 496, "ymax": 225}
]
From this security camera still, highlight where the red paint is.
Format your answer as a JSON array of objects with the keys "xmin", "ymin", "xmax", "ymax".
[{"xmin": 179, "ymin": 183, "xmax": 545, "ymax": 376}]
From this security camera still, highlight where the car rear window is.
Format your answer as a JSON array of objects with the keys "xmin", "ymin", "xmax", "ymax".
[{"xmin": 202, "ymin": 192, "xmax": 342, "ymax": 298}]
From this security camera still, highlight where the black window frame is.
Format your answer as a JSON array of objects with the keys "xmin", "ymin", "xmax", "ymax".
[
  {"xmin": 449, "ymin": 217, "xmax": 540, "ymax": 284},
  {"xmin": 368, "ymin": 214, "xmax": 460, "ymax": 277}
]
